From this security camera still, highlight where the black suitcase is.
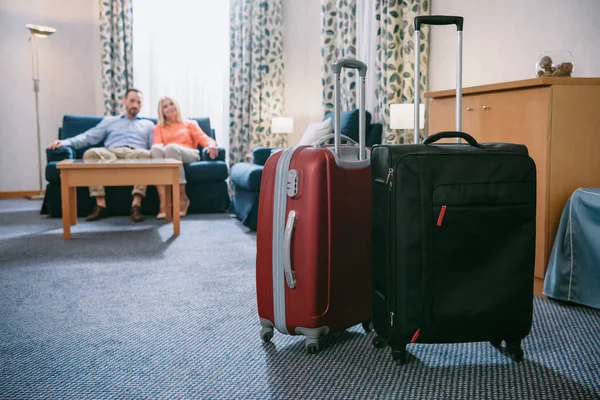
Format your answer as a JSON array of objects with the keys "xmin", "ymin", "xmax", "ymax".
[{"xmin": 370, "ymin": 16, "xmax": 537, "ymax": 365}]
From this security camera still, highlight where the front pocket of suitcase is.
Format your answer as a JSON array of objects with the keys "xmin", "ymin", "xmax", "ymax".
[{"xmin": 424, "ymin": 183, "xmax": 535, "ymax": 343}]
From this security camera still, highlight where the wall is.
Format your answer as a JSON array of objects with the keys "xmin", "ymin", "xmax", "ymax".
[
  {"xmin": 429, "ymin": 0, "xmax": 600, "ymax": 91},
  {"xmin": 281, "ymin": 0, "xmax": 600, "ymax": 144},
  {"xmin": 282, "ymin": 0, "xmax": 324, "ymax": 146},
  {"xmin": 0, "ymin": 0, "xmax": 102, "ymax": 192}
]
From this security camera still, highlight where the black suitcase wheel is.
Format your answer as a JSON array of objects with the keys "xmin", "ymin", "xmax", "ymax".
[
  {"xmin": 362, "ymin": 320, "xmax": 372, "ymax": 333},
  {"xmin": 392, "ymin": 348, "xmax": 406, "ymax": 366},
  {"xmin": 506, "ymin": 340, "xmax": 524, "ymax": 362},
  {"xmin": 261, "ymin": 331, "xmax": 274, "ymax": 343},
  {"xmin": 372, "ymin": 336, "xmax": 386, "ymax": 349},
  {"xmin": 306, "ymin": 343, "xmax": 319, "ymax": 354},
  {"xmin": 490, "ymin": 340, "xmax": 502, "ymax": 348}
]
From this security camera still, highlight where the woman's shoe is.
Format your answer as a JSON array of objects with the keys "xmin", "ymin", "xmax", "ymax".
[{"xmin": 180, "ymin": 199, "xmax": 190, "ymax": 217}]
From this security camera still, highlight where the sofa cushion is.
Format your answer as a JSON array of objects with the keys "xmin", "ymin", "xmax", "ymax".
[
  {"xmin": 45, "ymin": 162, "xmax": 61, "ymax": 184},
  {"xmin": 367, "ymin": 123, "xmax": 383, "ymax": 147},
  {"xmin": 230, "ymin": 162, "xmax": 263, "ymax": 192},
  {"xmin": 60, "ymin": 115, "xmax": 104, "ymax": 140},
  {"xmin": 252, "ymin": 147, "xmax": 277, "ymax": 166},
  {"xmin": 184, "ymin": 161, "xmax": 228, "ymax": 183},
  {"xmin": 323, "ymin": 109, "xmax": 372, "ymax": 144}
]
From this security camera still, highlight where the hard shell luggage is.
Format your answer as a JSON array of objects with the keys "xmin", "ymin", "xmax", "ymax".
[
  {"xmin": 370, "ymin": 15, "xmax": 537, "ymax": 364},
  {"xmin": 256, "ymin": 59, "xmax": 373, "ymax": 353}
]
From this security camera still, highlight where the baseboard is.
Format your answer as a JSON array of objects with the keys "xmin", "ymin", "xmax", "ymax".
[{"xmin": 0, "ymin": 190, "xmax": 46, "ymax": 199}]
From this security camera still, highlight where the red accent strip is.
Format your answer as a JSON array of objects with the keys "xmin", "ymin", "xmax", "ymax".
[
  {"xmin": 411, "ymin": 329, "xmax": 421, "ymax": 343},
  {"xmin": 436, "ymin": 205, "xmax": 447, "ymax": 226}
]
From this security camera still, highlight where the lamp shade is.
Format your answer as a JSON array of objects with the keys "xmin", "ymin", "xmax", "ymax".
[
  {"xmin": 272, "ymin": 116, "xmax": 294, "ymax": 134},
  {"xmin": 26, "ymin": 24, "xmax": 56, "ymax": 37},
  {"xmin": 390, "ymin": 103, "xmax": 425, "ymax": 130}
]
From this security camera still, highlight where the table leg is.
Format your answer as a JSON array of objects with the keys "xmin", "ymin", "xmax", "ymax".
[
  {"xmin": 172, "ymin": 170, "xmax": 180, "ymax": 236},
  {"xmin": 165, "ymin": 183, "xmax": 172, "ymax": 222},
  {"xmin": 69, "ymin": 187, "xmax": 77, "ymax": 226},
  {"xmin": 60, "ymin": 173, "xmax": 71, "ymax": 240}
]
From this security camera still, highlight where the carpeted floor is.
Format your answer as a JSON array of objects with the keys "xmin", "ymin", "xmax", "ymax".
[{"xmin": 1, "ymin": 199, "xmax": 599, "ymax": 399}]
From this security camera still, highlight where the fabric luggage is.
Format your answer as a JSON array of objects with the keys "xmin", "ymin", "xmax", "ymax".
[
  {"xmin": 256, "ymin": 59, "xmax": 372, "ymax": 353},
  {"xmin": 370, "ymin": 15, "xmax": 537, "ymax": 364}
]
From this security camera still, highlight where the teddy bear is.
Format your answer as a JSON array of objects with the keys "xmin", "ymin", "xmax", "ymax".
[{"xmin": 537, "ymin": 55, "xmax": 573, "ymax": 77}]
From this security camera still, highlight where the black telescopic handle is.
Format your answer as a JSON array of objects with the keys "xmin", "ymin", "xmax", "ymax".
[
  {"xmin": 414, "ymin": 15, "xmax": 464, "ymax": 31},
  {"xmin": 422, "ymin": 131, "xmax": 480, "ymax": 148}
]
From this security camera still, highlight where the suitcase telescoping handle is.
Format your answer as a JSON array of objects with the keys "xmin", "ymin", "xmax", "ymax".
[
  {"xmin": 332, "ymin": 59, "xmax": 368, "ymax": 160},
  {"xmin": 414, "ymin": 15, "xmax": 464, "ymax": 144}
]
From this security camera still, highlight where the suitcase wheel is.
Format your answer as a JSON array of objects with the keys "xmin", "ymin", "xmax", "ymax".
[
  {"xmin": 506, "ymin": 340, "xmax": 524, "ymax": 362},
  {"xmin": 305, "ymin": 339, "xmax": 320, "ymax": 354},
  {"xmin": 372, "ymin": 336, "xmax": 386, "ymax": 349},
  {"xmin": 362, "ymin": 320, "xmax": 372, "ymax": 333},
  {"xmin": 260, "ymin": 327, "xmax": 274, "ymax": 343},
  {"xmin": 391, "ymin": 348, "xmax": 407, "ymax": 366},
  {"xmin": 490, "ymin": 340, "xmax": 503, "ymax": 348}
]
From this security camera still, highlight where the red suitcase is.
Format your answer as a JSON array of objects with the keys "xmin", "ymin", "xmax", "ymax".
[{"xmin": 256, "ymin": 59, "xmax": 372, "ymax": 353}]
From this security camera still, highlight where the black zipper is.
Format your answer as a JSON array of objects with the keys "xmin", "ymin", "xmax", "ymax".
[{"xmin": 387, "ymin": 166, "xmax": 396, "ymax": 336}]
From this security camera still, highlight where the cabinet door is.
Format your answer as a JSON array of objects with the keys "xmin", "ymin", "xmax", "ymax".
[
  {"xmin": 478, "ymin": 87, "xmax": 552, "ymax": 280},
  {"xmin": 428, "ymin": 95, "xmax": 480, "ymax": 141}
]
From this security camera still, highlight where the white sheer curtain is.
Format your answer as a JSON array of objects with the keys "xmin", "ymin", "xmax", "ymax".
[
  {"xmin": 132, "ymin": 0, "xmax": 230, "ymax": 157},
  {"xmin": 356, "ymin": 0, "xmax": 378, "ymax": 120}
]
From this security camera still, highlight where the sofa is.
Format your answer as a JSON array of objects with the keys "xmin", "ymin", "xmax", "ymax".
[
  {"xmin": 41, "ymin": 114, "xmax": 230, "ymax": 218},
  {"xmin": 229, "ymin": 109, "xmax": 383, "ymax": 230}
]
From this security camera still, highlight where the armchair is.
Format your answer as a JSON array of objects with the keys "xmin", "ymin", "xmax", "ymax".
[
  {"xmin": 41, "ymin": 114, "xmax": 230, "ymax": 218},
  {"xmin": 229, "ymin": 109, "xmax": 383, "ymax": 230}
]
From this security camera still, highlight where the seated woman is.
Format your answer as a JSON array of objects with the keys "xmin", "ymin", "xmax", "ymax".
[{"xmin": 151, "ymin": 96, "xmax": 219, "ymax": 218}]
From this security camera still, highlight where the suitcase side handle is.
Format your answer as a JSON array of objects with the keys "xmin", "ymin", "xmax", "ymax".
[
  {"xmin": 414, "ymin": 16, "xmax": 464, "ymax": 31},
  {"xmin": 423, "ymin": 131, "xmax": 481, "ymax": 148},
  {"xmin": 284, "ymin": 210, "xmax": 296, "ymax": 289}
]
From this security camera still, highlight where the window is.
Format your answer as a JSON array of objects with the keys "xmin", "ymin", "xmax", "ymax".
[{"xmin": 132, "ymin": 0, "xmax": 230, "ymax": 155}]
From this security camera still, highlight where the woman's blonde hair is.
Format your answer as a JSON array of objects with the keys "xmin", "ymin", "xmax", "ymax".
[{"xmin": 157, "ymin": 96, "xmax": 184, "ymax": 125}]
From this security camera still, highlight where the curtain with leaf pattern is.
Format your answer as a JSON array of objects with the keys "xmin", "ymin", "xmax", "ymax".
[
  {"xmin": 229, "ymin": 0, "xmax": 286, "ymax": 166},
  {"xmin": 375, "ymin": 0, "xmax": 430, "ymax": 144},
  {"xmin": 320, "ymin": 0, "xmax": 358, "ymax": 116},
  {"xmin": 100, "ymin": 0, "xmax": 134, "ymax": 116}
]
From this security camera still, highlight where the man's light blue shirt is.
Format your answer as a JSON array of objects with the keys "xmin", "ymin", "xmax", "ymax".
[{"xmin": 63, "ymin": 115, "xmax": 154, "ymax": 150}]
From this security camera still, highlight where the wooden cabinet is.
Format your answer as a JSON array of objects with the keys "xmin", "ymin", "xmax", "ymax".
[{"xmin": 425, "ymin": 77, "xmax": 600, "ymax": 296}]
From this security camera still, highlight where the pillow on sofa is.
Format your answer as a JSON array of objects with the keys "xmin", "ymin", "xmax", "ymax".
[
  {"xmin": 322, "ymin": 109, "xmax": 372, "ymax": 143},
  {"xmin": 297, "ymin": 118, "xmax": 333, "ymax": 146}
]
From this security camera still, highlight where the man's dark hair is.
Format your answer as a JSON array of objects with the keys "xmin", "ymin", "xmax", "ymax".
[{"xmin": 124, "ymin": 88, "xmax": 142, "ymax": 98}]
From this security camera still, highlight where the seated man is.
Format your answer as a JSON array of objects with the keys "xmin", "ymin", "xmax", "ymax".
[{"xmin": 47, "ymin": 88, "xmax": 155, "ymax": 223}]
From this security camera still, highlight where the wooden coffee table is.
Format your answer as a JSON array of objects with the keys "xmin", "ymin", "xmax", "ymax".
[{"xmin": 57, "ymin": 159, "xmax": 183, "ymax": 240}]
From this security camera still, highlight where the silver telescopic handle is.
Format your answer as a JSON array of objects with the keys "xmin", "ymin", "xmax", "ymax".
[
  {"xmin": 332, "ymin": 58, "xmax": 367, "ymax": 160},
  {"xmin": 414, "ymin": 16, "xmax": 464, "ymax": 143}
]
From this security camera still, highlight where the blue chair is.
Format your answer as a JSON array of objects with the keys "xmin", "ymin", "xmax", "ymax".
[
  {"xmin": 543, "ymin": 188, "xmax": 600, "ymax": 310},
  {"xmin": 41, "ymin": 114, "xmax": 230, "ymax": 218},
  {"xmin": 229, "ymin": 109, "xmax": 383, "ymax": 230}
]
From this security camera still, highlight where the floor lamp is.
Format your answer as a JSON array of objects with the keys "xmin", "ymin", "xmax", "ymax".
[{"xmin": 26, "ymin": 24, "xmax": 56, "ymax": 200}]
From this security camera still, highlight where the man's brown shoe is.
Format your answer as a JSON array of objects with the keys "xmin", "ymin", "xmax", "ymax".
[
  {"xmin": 130, "ymin": 205, "xmax": 145, "ymax": 223},
  {"xmin": 85, "ymin": 205, "xmax": 109, "ymax": 221}
]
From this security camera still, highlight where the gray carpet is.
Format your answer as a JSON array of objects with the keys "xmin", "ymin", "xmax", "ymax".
[{"xmin": 1, "ymin": 199, "xmax": 599, "ymax": 400}]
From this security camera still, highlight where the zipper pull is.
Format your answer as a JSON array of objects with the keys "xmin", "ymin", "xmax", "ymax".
[
  {"xmin": 385, "ymin": 168, "xmax": 394, "ymax": 191},
  {"xmin": 390, "ymin": 312, "xmax": 394, "ymax": 328}
]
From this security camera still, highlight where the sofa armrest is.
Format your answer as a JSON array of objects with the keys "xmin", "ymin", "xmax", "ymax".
[
  {"xmin": 46, "ymin": 146, "xmax": 75, "ymax": 163},
  {"xmin": 252, "ymin": 147, "xmax": 279, "ymax": 166},
  {"xmin": 201, "ymin": 147, "xmax": 226, "ymax": 162}
]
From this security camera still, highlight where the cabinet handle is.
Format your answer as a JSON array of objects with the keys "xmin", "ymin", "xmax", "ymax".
[
  {"xmin": 483, "ymin": 105, "xmax": 490, "ymax": 110},
  {"xmin": 466, "ymin": 107, "xmax": 473, "ymax": 111}
]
